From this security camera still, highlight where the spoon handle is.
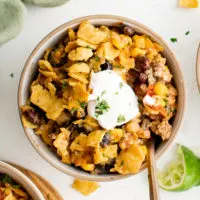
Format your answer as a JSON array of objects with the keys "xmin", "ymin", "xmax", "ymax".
[{"xmin": 147, "ymin": 139, "xmax": 160, "ymax": 200}]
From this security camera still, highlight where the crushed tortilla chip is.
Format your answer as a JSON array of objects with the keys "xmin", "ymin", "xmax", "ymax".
[
  {"xmin": 30, "ymin": 85, "xmax": 64, "ymax": 120},
  {"xmin": 113, "ymin": 144, "xmax": 146, "ymax": 175},
  {"xmin": 77, "ymin": 20, "xmax": 107, "ymax": 45},
  {"xmin": 179, "ymin": 0, "xmax": 199, "ymax": 7},
  {"xmin": 72, "ymin": 179, "xmax": 99, "ymax": 196}
]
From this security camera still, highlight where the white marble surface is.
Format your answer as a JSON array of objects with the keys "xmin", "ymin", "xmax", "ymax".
[{"xmin": 0, "ymin": 0, "xmax": 200, "ymax": 199}]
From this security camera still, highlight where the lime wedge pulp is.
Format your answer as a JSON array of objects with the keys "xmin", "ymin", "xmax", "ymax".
[{"xmin": 158, "ymin": 144, "xmax": 200, "ymax": 191}]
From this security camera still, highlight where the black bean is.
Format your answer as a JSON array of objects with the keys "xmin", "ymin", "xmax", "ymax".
[
  {"xmin": 135, "ymin": 56, "xmax": 150, "ymax": 71},
  {"xmin": 95, "ymin": 163, "xmax": 114, "ymax": 174},
  {"xmin": 123, "ymin": 26, "xmax": 134, "ymax": 36},
  {"xmin": 100, "ymin": 61, "xmax": 113, "ymax": 71},
  {"xmin": 24, "ymin": 109, "xmax": 43, "ymax": 125},
  {"xmin": 138, "ymin": 73, "xmax": 148, "ymax": 83},
  {"xmin": 56, "ymin": 90, "xmax": 63, "ymax": 98},
  {"xmin": 100, "ymin": 133, "xmax": 110, "ymax": 147}
]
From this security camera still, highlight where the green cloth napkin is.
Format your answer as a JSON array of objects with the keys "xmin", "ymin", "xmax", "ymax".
[{"xmin": 0, "ymin": 0, "xmax": 69, "ymax": 45}]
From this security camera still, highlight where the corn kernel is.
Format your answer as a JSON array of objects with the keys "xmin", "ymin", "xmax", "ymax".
[
  {"xmin": 133, "ymin": 35, "xmax": 145, "ymax": 49},
  {"xmin": 154, "ymin": 82, "xmax": 169, "ymax": 96},
  {"xmin": 131, "ymin": 48, "xmax": 146, "ymax": 58}
]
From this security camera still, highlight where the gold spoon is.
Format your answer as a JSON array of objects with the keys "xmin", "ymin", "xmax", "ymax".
[{"xmin": 147, "ymin": 138, "xmax": 160, "ymax": 200}]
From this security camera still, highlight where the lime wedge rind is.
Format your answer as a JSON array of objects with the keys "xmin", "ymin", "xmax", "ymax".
[{"xmin": 158, "ymin": 144, "xmax": 200, "ymax": 192}]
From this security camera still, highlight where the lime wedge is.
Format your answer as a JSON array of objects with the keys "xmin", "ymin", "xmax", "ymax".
[{"xmin": 158, "ymin": 144, "xmax": 200, "ymax": 191}]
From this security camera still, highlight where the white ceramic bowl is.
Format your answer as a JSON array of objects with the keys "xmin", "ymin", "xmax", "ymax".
[
  {"xmin": 18, "ymin": 15, "xmax": 185, "ymax": 182},
  {"xmin": 0, "ymin": 161, "xmax": 45, "ymax": 200}
]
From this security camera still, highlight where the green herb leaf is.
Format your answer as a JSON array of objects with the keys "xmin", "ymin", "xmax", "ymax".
[
  {"xmin": 80, "ymin": 101, "xmax": 86, "ymax": 109},
  {"xmin": 101, "ymin": 90, "xmax": 107, "ymax": 96},
  {"xmin": 185, "ymin": 31, "xmax": 190, "ymax": 35},
  {"xmin": 95, "ymin": 98, "xmax": 110, "ymax": 118},
  {"xmin": 94, "ymin": 55, "xmax": 100, "ymax": 61},
  {"xmin": 119, "ymin": 82, "xmax": 124, "ymax": 89},
  {"xmin": 10, "ymin": 73, "xmax": 14, "ymax": 78},
  {"xmin": 1, "ymin": 174, "xmax": 12, "ymax": 184},
  {"xmin": 120, "ymin": 160, "xmax": 124, "ymax": 167},
  {"xmin": 117, "ymin": 115, "xmax": 126, "ymax": 123},
  {"xmin": 115, "ymin": 92, "xmax": 119, "ymax": 95},
  {"xmin": 12, "ymin": 184, "xmax": 21, "ymax": 189},
  {"xmin": 170, "ymin": 38, "xmax": 177, "ymax": 43},
  {"xmin": 86, "ymin": 45, "xmax": 92, "ymax": 49},
  {"xmin": 62, "ymin": 81, "xmax": 67, "ymax": 89},
  {"xmin": 114, "ymin": 65, "xmax": 123, "ymax": 69}
]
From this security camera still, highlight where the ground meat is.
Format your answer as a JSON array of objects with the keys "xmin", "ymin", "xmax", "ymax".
[
  {"xmin": 137, "ymin": 118, "xmax": 151, "ymax": 139},
  {"xmin": 137, "ymin": 129, "xmax": 151, "ymax": 139},
  {"xmin": 151, "ymin": 120, "xmax": 172, "ymax": 141},
  {"xmin": 167, "ymin": 85, "xmax": 177, "ymax": 105},
  {"xmin": 133, "ymin": 84, "xmax": 148, "ymax": 98},
  {"xmin": 145, "ymin": 68, "xmax": 156, "ymax": 85},
  {"xmin": 152, "ymin": 54, "xmax": 172, "ymax": 83},
  {"xmin": 119, "ymin": 132, "xmax": 137, "ymax": 150}
]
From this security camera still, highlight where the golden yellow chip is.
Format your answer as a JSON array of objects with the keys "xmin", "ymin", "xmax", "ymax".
[
  {"xmin": 179, "ymin": 0, "xmax": 199, "ymax": 8},
  {"xmin": 72, "ymin": 179, "xmax": 99, "ymax": 196}
]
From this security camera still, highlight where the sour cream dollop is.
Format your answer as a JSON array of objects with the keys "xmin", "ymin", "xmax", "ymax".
[{"xmin": 87, "ymin": 70, "xmax": 139, "ymax": 130}]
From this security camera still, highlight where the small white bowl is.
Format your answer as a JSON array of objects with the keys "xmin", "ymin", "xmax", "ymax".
[
  {"xmin": 0, "ymin": 161, "xmax": 45, "ymax": 200},
  {"xmin": 18, "ymin": 15, "xmax": 185, "ymax": 182}
]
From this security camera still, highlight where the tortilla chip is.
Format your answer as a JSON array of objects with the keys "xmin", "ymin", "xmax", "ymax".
[{"xmin": 179, "ymin": 0, "xmax": 199, "ymax": 8}]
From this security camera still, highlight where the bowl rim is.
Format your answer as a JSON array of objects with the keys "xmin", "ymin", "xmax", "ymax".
[
  {"xmin": 18, "ymin": 14, "xmax": 186, "ymax": 181},
  {"xmin": 0, "ymin": 161, "xmax": 45, "ymax": 200},
  {"xmin": 196, "ymin": 43, "xmax": 200, "ymax": 92}
]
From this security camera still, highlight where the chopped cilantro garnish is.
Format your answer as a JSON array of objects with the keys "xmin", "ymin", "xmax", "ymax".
[
  {"xmin": 101, "ymin": 90, "xmax": 107, "ymax": 96},
  {"xmin": 185, "ymin": 31, "xmax": 190, "ymax": 35},
  {"xmin": 170, "ymin": 38, "xmax": 177, "ymax": 43},
  {"xmin": 12, "ymin": 184, "xmax": 21, "ymax": 189},
  {"xmin": 86, "ymin": 45, "xmax": 92, "ymax": 49},
  {"xmin": 1, "ymin": 174, "xmax": 20, "ymax": 188},
  {"xmin": 10, "ymin": 73, "xmax": 14, "ymax": 78},
  {"xmin": 1, "ymin": 174, "xmax": 12, "ymax": 184},
  {"xmin": 117, "ymin": 115, "xmax": 126, "ymax": 123},
  {"xmin": 119, "ymin": 82, "xmax": 124, "ymax": 89},
  {"xmin": 80, "ymin": 101, "xmax": 86, "ymax": 109},
  {"xmin": 114, "ymin": 65, "xmax": 123, "ymax": 69},
  {"xmin": 94, "ymin": 55, "xmax": 100, "ymax": 61},
  {"xmin": 120, "ymin": 160, "xmax": 124, "ymax": 167},
  {"xmin": 62, "ymin": 81, "xmax": 67, "ymax": 89},
  {"xmin": 95, "ymin": 98, "xmax": 110, "ymax": 118}
]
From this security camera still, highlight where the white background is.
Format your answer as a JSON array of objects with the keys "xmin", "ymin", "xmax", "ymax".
[{"xmin": 0, "ymin": 0, "xmax": 200, "ymax": 199}]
